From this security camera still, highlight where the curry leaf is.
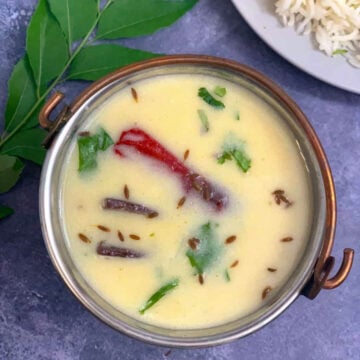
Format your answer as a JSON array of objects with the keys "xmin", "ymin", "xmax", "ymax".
[
  {"xmin": 0, "ymin": 206, "xmax": 14, "ymax": 220},
  {"xmin": 5, "ymin": 56, "xmax": 39, "ymax": 132},
  {"xmin": 47, "ymin": 0, "xmax": 98, "ymax": 49},
  {"xmin": 67, "ymin": 44, "xmax": 160, "ymax": 81},
  {"xmin": 186, "ymin": 222, "xmax": 222, "ymax": 276},
  {"xmin": 1, "ymin": 129, "xmax": 47, "ymax": 165},
  {"xmin": 26, "ymin": 0, "xmax": 69, "ymax": 96},
  {"xmin": 97, "ymin": 0, "xmax": 198, "ymax": 39},
  {"xmin": 0, "ymin": 155, "xmax": 24, "ymax": 193},
  {"xmin": 198, "ymin": 87, "xmax": 225, "ymax": 109}
]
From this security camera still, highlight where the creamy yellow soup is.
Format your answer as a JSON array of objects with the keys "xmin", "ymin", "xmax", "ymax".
[{"xmin": 60, "ymin": 74, "xmax": 312, "ymax": 329}]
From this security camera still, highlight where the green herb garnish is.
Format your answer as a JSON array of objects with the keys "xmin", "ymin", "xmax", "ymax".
[
  {"xmin": 197, "ymin": 109, "xmax": 210, "ymax": 132},
  {"xmin": 332, "ymin": 49, "xmax": 348, "ymax": 55},
  {"xmin": 186, "ymin": 222, "xmax": 222, "ymax": 276},
  {"xmin": 217, "ymin": 133, "xmax": 251, "ymax": 173},
  {"xmin": 214, "ymin": 86, "xmax": 226, "ymax": 97},
  {"xmin": 198, "ymin": 87, "xmax": 225, "ymax": 109},
  {"xmin": 0, "ymin": 205, "xmax": 14, "ymax": 220},
  {"xmin": 224, "ymin": 269, "xmax": 230, "ymax": 282},
  {"xmin": 139, "ymin": 278, "xmax": 179, "ymax": 314},
  {"xmin": 78, "ymin": 128, "xmax": 114, "ymax": 172},
  {"xmin": 235, "ymin": 111, "xmax": 240, "ymax": 120}
]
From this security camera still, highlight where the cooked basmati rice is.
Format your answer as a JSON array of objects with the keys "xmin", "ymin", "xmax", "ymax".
[{"xmin": 275, "ymin": 0, "xmax": 360, "ymax": 68}]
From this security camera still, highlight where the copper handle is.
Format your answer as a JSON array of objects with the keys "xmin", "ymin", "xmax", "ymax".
[{"xmin": 39, "ymin": 92, "xmax": 65, "ymax": 130}]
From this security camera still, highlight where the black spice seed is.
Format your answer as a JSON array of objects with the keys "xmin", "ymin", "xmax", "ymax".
[
  {"xmin": 124, "ymin": 185, "xmax": 130, "ymax": 200},
  {"xmin": 97, "ymin": 225, "xmax": 110, "ymax": 232},
  {"xmin": 281, "ymin": 236, "xmax": 293, "ymax": 242},
  {"xmin": 118, "ymin": 231, "xmax": 125, "ymax": 242},
  {"xmin": 198, "ymin": 274, "xmax": 204, "ymax": 285},
  {"xmin": 177, "ymin": 196, "xmax": 186, "ymax": 209},
  {"xmin": 78, "ymin": 233, "xmax": 91, "ymax": 243},
  {"xmin": 188, "ymin": 237, "xmax": 200, "ymax": 250},
  {"xmin": 225, "ymin": 235, "xmax": 237, "ymax": 244},
  {"xmin": 78, "ymin": 131, "xmax": 90, "ymax": 137},
  {"xmin": 230, "ymin": 260, "xmax": 239, "ymax": 268},
  {"xmin": 184, "ymin": 149, "xmax": 190, "ymax": 161},
  {"xmin": 164, "ymin": 349, "xmax": 172, "ymax": 357},
  {"xmin": 267, "ymin": 267, "xmax": 277, "ymax": 272},
  {"xmin": 262, "ymin": 286, "xmax": 272, "ymax": 299},
  {"xmin": 131, "ymin": 87, "xmax": 138, "ymax": 102},
  {"xmin": 129, "ymin": 234, "xmax": 140, "ymax": 240}
]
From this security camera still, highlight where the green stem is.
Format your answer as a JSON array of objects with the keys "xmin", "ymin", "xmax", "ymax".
[{"xmin": 0, "ymin": 0, "xmax": 112, "ymax": 149}]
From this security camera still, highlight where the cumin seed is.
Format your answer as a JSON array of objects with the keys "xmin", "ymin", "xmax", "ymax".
[
  {"xmin": 177, "ymin": 196, "xmax": 186, "ymax": 209},
  {"xmin": 164, "ymin": 350, "xmax": 172, "ymax": 357},
  {"xmin": 117, "ymin": 230, "xmax": 125, "ymax": 242},
  {"xmin": 97, "ymin": 225, "xmax": 110, "ymax": 232},
  {"xmin": 188, "ymin": 237, "xmax": 200, "ymax": 250},
  {"xmin": 124, "ymin": 184, "xmax": 130, "ymax": 199},
  {"xmin": 281, "ymin": 237, "xmax": 293, "ymax": 242},
  {"xmin": 147, "ymin": 211, "xmax": 159, "ymax": 219},
  {"xmin": 129, "ymin": 234, "xmax": 140, "ymax": 240},
  {"xmin": 198, "ymin": 274, "xmax": 204, "ymax": 285},
  {"xmin": 78, "ymin": 233, "xmax": 91, "ymax": 243},
  {"xmin": 272, "ymin": 189, "xmax": 293, "ymax": 207},
  {"xmin": 267, "ymin": 267, "xmax": 277, "ymax": 272},
  {"xmin": 78, "ymin": 131, "xmax": 90, "ymax": 137},
  {"xmin": 225, "ymin": 235, "xmax": 237, "ymax": 244},
  {"xmin": 262, "ymin": 286, "xmax": 272, "ymax": 299},
  {"xmin": 230, "ymin": 260, "xmax": 239, "ymax": 268},
  {"xmin": 131, "ymin": 87, "xmax": 138, "ymax": 102},
  {"xmin": 202, "ymin": 185, "xmax": 211, "ymax": 201},
  {"xmin": 184, "ymin": 149, "xmax": 190, "ymax": 160}
]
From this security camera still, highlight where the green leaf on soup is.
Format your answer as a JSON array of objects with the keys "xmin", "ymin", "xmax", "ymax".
[
  {"xmin": 235, "ymin": 111, "xmax": 240, "ymax": 120},
  {"xmin": 67, "ymin": 44, "xmax": 160, "ymax": 81},
  {"xmin": 186, "ymin": 222, "xmax": 222, "ymax": 276},
  {"xmin": 217, "ymin": 133, "xmax": 251, "ymax": 173},
  {"xmin": 0, "ymin": 155, "xmax": 24, "ymax": 193},
  {"xmin": 198, "ymin": 87, "xmax": 225, "ymax": 109},
  {"xmin": 332, "ymin": 49, "xmax": 348, "ymax": 55},
  {"xmin": 224, "ymin": 269, "xmax": 230, "ymax": 282},
  {"xmin": 47, "ymin": 0, "xmax": 98, "ymax": 49},
  {"xmin": 97, "ymin": 0, "xmax": 198, "ymax": 39},
  {"xmin": 78, "ymin": 128, "xmax": 114, "ymax": 172},
  {"xmin": 197, "ymin": 109, "xmax": 209, "ymax": 132},
  {"xmin": 5, "ymin": 56, "xmax": 40, "ymax": 132},
  {"xmin": 26, "ymin": 0, "xmax": 69, "ymax": 95},
  {"xmin": 0, "ymin": 206, "xmax": 14, "ymax": 220},
  {"xmin": 1, "ymin": 128, "xmax": 47, "ymax": 165},
  {"xmin": 139, "ymin": 278, "xmax": 179, "ymax": 314},
  {"xmin": 214, "ymin": 86, "xmax": 226, "ymax": 97}
]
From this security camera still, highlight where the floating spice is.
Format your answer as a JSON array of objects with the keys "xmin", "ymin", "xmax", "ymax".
[
  {"xmin": 96, "ymin": 241, "xmax": 144, "ymax": 258},
  {"xmin": 184, "ymin": 149, "xmax": 190, "ymax": 160},
  {"xmin": 198, "ymin": 274, "xmax": 204, "ymax": 285},
  {"xmin": 224, "ymin": 269, "xmax": 231, "ymax": 282},
  {"xmin": 124, "ymin": 185, "xmax": 130, "ymax": 199},
  {"xmin": 262, "ymin": 286, "xmax": 272, "ymax": 299},
  {"xmin": 78, "ymin": 131, "xmax": 90, "ymax": 137},
  {"xmin": 272, "ymin": 189, "xmax": 293, "ymax": 208},
  {"xmin": 131, "ymin": 87, "xmax": 138, "ymax": 102},
  {"xmin": 164, "ymin": 350, "xmax": 172, "ymax": 357},
  {"xmin": 281, "ymin": 237, "xmax": 293, "ymax": 243},
  {"xmin": 225, "ymin": 235, "xmax": 236, "ymax": 244},
  {"xmin": 177, "ymin": 196, "xmax": 186, "ymax": 209},
  {"xmin": 78, "ymin": 233, "xmax": 91, "ymax": 243},
  {"xmin": 114, "ymin": 128, "xmax": 228, "ymax": 211},
  {"xmin": 102, "ymin": 198, "xmax": 159, "ymax": 218},
  {"xmin": 267, "ymin": 267, "xmax": 277, "ymax": 272},
  {"xmin": 97, "ymin": 225, "xmax": 110, "ymax": 232},
  {"xmin": 129, "ymin": 234, "xmax": 141, "ymax": 240},
  {"xmin": 188, "ymin": 237, "xmax": 200, "ymax": 250},
  {"xmin": 230, "ymin": 260, "xmax": 239, "ymax": 268},
  {"xmin": 117, "ymin": 230, "xmax": 125, "ymax": 242}
]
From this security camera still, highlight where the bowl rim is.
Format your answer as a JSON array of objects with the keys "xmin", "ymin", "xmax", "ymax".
[{"xmin": 39, "ymin": 54, "xmax": 336, "ymax": 347}]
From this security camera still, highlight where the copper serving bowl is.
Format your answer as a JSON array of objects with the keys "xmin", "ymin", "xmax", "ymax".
[{"xmin": 39, "ymin": 55, "xmax": 354, "ymax": 347}]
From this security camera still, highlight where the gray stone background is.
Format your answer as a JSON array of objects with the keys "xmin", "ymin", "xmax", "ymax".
[{"xmin": 0, "ymin": 0, "xmax": 359, "ymax": 359}]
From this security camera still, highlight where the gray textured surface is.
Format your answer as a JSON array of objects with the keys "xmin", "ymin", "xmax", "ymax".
[{"xmin": 0, "ymin": 1, "xmax": 359, "ymax": 359}]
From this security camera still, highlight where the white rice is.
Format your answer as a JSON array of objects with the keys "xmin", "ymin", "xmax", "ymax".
[{"xmin": 275, "ymin": 0, "xmax": 360, "ymax": 68}]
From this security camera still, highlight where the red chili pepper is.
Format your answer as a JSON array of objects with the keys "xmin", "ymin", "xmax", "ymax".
[{"xmin": 114, "ymin": 128, "xmax": 228, "ymax": 211}]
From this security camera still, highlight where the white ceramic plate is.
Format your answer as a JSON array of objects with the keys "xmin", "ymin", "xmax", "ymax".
[{"xmin": 231, "ymin": 0, "xmax": 360, "ymax": 94}]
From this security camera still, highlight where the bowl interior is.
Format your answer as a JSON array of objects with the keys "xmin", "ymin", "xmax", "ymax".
[{"xmin": 40, "ymin": 60, "xmax": 327, "ymax": 347}]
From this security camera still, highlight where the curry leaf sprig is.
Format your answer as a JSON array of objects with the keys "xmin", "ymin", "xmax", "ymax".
[{"xmin": 0, "ymin": 0, "xmax": 198, "ymax": 219}]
